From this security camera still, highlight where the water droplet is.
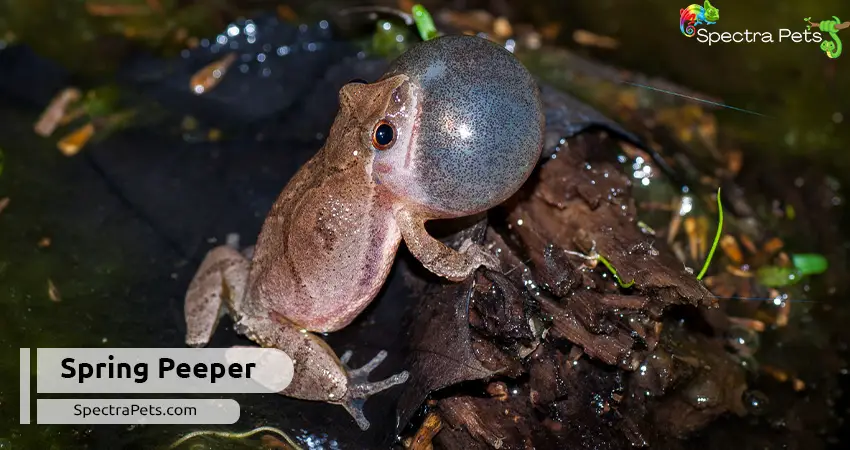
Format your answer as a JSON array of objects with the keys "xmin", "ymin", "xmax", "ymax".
[{"xmin": 743, "ymin": 390, "xmax": 768, "ymax": 415}]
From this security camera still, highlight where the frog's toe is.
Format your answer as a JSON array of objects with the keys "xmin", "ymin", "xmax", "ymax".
[
  {"xmin": 347, "ymin": 349, "xmax": 388, "ymax": 378},
  {"xmin": 338, "ymin": 350, "xmax": 410, "ymax": 430},
  {"xmin": 341, "ymin": 398, "xmax": 370, "ymax": 430}
]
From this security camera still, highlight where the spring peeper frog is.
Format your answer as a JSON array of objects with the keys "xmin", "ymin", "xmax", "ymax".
[{"xmin": 183, "ymin": 35, "xmax": 544, "ymax": 430}]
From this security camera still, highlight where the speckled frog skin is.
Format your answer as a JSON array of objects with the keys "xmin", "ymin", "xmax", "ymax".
[{"xmin": 183, "ymin": 35, "xmax": 544, "ymax": 430}]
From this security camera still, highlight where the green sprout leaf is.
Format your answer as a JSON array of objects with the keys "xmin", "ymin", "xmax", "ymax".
[
  {"xmin": 697, "ymin": 188, "xmax": 723, "ymax": 280},
  {"xmin": 791, "ymin": 253, "xmax": 828, "ymax": 275},
  {"xmin": 597, "ymin": 253, "xmax": 635, "ymax": 288},
  {"xmin": 412, "ymin": 4, "xmax": 438, "ymax": 41},
  {"xmin": 757, "ymin": 266, "xmax": 801, "ymax": 288}
]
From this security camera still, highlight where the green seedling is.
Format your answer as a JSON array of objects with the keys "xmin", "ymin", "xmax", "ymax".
[{"xmin": 412, "ymin": 4, "xmax": 438, "ymax": 41}]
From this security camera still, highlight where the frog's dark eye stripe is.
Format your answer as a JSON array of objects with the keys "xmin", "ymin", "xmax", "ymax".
[
  {"xmin": 348, "ymin": 78, "xmax": 368, "ymax": 84},
  {"xmin": 372, "ymin": 120, "xmax": 395, "ymax": 150}
]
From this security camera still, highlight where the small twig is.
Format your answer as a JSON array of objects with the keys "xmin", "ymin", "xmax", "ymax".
[{"xmin": 169, "ymin": 426, "xmax": 303, "ymax": 450}]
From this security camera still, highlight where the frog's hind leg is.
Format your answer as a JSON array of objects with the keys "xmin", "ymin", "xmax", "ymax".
[
  {"xmin": 184, "ymin": 245, "xmax": 249, "ymax": 347},
  {"xmin": 255, "ymin": 313, "xmax": 409, "ymax": 431}
]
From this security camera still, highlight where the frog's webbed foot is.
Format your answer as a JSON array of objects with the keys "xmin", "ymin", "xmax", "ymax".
[
  {"xmin": 458, "ymin": 237, "xmax": 501, "ymax": 272},
  {"xmin": 395, "ymin": 208, "xmax": 502, "ymax": 282},
  {"xmin": 337, "ymin": 350, "xmax": 410, "ymax": 431}
]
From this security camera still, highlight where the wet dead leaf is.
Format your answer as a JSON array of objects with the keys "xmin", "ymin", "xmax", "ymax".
[
  {"xmin": 739, "ymin": 234, "xmax": 758, "ymax": 254},
  {"xmin": 57, "ymin": 122, "xmax": 95, "ymax": 156},
  {"xmin": 763, "ymin": 237, "xmax": 784, "ymax": 255},
  {"xmin": 720, "ymin": 235, "xmax": 743, "ymax": 264},
  {"xmin": 696, "ymin": 216, "xmax": 710, "ymax": 260},
  {"xmin": 190, "ymin": 53, "xmax": 237, "ymax": 95},
  {"xmin": 727, "ymin": 317, "xmax": 765, "ymax": 332},
  {"xmin": 408, "ymin": 412, "xmax": 442, "ymax": 450},
  {"xmin": 47, "ymin": 279, "xmax": 61, "ymax": 302},
  {"xmin": 35, "ymin": 88, "xmax": 82, "ymax": 137},
  {"xmin": 439, "ymin": 9, "xmax": 495, "ymax": 34},
  {"xmin": 539, "ymin": 22, "xmax": 561, "ymax": 40},
  {"xmin": 684, "ymin": 216, "xmax": 698, "ymax": 261},
  {"xmin": 572, "ymin": 29, "xmax": 619, "ymax": 49},
  {"xmin": 276, "ymin": 4, "xmax": 298, "ymax": 22},
  {"xmin": 85, "ymin": 2, "xmax": 152, "ymax": 17},
  {"xmin": 762, "ymin": 365, "xmax": 789, "ymax": 383},
  {"xmin": 0, "ymin": 197, "xmax": 9, "ymax": 216},
  {"xmin": 486, "ymin": 382, "xmax": 509, "ymax": 401},
  {"xmin": 493, "ymin": 17, "xmax": 513, "ymax": 38},
  {"xmin": 725, "ymin": 265, "xmax": 753, "ymax": 278},
  {"xmin": 775, "ymin": 299, "xmax": 791, "ymax": 327},
  {"xmin": 726, "ymin": 149, "xmax": 743, "ymax": 175}
]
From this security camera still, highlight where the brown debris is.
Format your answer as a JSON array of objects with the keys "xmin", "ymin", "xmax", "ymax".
[
  {"xmin": 57, "ymin": 122, "xmax": 95, "ymax": 156},
  {"xmin": 762, "ymin": 237, "xmax": 784, "ymax": 255},
  {"xmin": 85, "ymin": 2, "xmax": 153, "ymax": 17},
  {"xmin": 399, "ymin": 132, "xmax": 749, "ymax": 447},
  {"xmin": 34, "ymin": 88, "xmax": 81, "ymax": 137},
  {"xmin": 572, "ymin": 29, "xmax": 619, "ymax": 49},
  {"xmin": 486, "ymin": 382, "xmax": 509, "ymax": 401},
  {"xmin": 47, "ymin": 279, "xmax": 61, "ymax": 302},
  {"xmin": 727, "ymin": 317, "xmax": 766, "ymax": 333},
  {"xmin": 720, "ymin": 235, "xmax": 743, "ymax": 265},
  {"xmin": 407, "ymin": 412, "xmax": 443, "ymax": 450},
  {"xmin": 190, "ymin": 53, "xmax": 238, "ymax": 95},
  {"xmin": 0, "ymin": 197, "xmax": 9, "ymax": 216}
]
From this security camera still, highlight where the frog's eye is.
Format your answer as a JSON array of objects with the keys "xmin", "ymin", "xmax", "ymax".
[{"xmin": 372, "ymin": 120, "xmax": 396, "ymax": 150}]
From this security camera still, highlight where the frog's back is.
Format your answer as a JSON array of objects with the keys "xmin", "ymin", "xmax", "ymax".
[{"xmin": 244, "ymin": 152, "xmax": 401, "ymax": 332}]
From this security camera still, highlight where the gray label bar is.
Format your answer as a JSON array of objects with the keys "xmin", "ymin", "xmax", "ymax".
[
  {"xmin": 36, "ymin": 399, "xmax": 240, "ymax": 424},
  {"xmin": 20, "ymin": 348, "xmax": 30, "ymax": 424}
]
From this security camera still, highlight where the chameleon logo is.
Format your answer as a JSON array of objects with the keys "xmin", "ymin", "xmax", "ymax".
[
  {"xmin": 805, "ymin": 16, "xmax": 849, "ymax": 59},
  {"xmin": 680, "ymin": 1, "xmax": 719, "ymax": 37}
]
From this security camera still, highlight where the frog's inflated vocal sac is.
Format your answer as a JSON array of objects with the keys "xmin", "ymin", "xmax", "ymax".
[{"xmin": 184, "ymin": 34, "xmax": 544, "ymax": 430}]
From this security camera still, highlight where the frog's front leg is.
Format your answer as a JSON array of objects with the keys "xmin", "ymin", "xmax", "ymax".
[
  {"xmin": 394, "ymin": 207, "xmax": 501, "ymax": 282},
  {"xmin": 245, "ymin": 313, "xmax": 409, "ymax": 430}
]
